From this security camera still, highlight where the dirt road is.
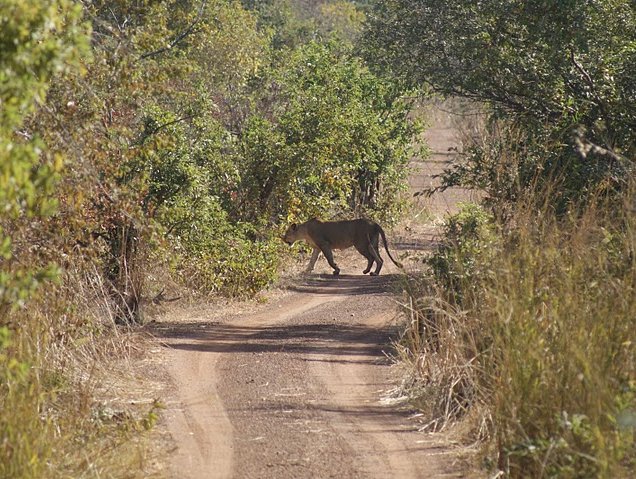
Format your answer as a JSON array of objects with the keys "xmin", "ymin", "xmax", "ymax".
[
  {"xmin": 151, "ymin": 101, "xmax": 472, "ymax": 478},
  {"xmin": 154, "ymin": 271, "xmax": 463, "ymax": 478}
]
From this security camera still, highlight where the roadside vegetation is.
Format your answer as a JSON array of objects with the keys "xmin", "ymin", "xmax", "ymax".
[
  {"xmin": 5, "ymin": 0, "xmax": 634, "ymax": 477},
  {"xmin": 365, "ymin": 1, "xmax": 636, "ymax": 477},
  {"xmin": 1, "ymin": 1, "xmax": 416, "ymax": 477}
]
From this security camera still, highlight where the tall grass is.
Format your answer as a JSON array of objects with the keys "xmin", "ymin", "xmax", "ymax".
[
  {"xmin": 400, "ymin": 194, "xmax": 636, "ymax": 477},
  {"xmin": 0, "ymin": 262, "xmax": 161, "ymax": 479}
]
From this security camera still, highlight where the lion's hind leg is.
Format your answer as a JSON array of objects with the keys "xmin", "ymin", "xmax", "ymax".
[
  {"xmin": 368, "ymin": 235, "xmax": 383, "ymax": 276},
  {"xmin": 356, "ymin": 238, "xmax": 382, "ymax": 275},
  {"xmin": 362, "ymin": 253, "xmax": 374, "ymax": 274}
]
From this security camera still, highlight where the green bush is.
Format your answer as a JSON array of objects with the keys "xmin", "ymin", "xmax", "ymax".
[
  {"xmin": 427, "ymin": 202, "xmax": 498, "ymax": 304},
  {"xmin": 173, "ymin": 225, "xmax": 280, "ymax": 298},
  {"xmin": 237, "ymin": 41, "xmax": 418, "ymax": 225}
]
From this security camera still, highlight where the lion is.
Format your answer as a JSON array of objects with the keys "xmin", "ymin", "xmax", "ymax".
[{"xmin": 282, "ymin": 218, "xmax": 402, "ymax": 276}]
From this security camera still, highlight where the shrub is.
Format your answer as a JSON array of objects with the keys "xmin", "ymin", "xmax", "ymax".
[
  {"xmin": 427, "ymin": 202, "xmax": 498, "ymax": 304},
  {"xmin": 237, "ymin": 41, "xmax": 418, "ymax": 225},
  {"xmin": 174, "ymin": 228, "xmax": 280, "ymax": 298},
  {"xmin": 401, "ymin": 196, "xmax": 636, "ymax": 478}
]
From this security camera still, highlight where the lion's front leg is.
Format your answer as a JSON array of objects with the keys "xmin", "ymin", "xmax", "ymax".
[
  {"xmin": 317, "ymin": 244, "xmax": 340, "ymax": 276},
  {"xmin": 306, "ymin": 247, "xmax": 320, "ymax": 272}
]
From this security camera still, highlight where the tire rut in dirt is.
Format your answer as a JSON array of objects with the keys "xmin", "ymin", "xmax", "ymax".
[{"xmin": 215, "ymin": 293, "xmax": 404, "ymax": 478}]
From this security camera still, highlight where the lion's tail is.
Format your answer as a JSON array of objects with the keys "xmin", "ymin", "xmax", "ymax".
[{"xmin": 377, "ymin": 225, "xmax": 403, "ymax": 269}]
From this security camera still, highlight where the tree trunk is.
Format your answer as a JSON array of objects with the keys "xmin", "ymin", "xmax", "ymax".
[{"xmin": 105, "ymin": 221, "xmax": 143, "ymax": 324}]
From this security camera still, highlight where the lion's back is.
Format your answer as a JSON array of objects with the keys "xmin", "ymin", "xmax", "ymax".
[{"xmin": 307, "ymin": 219, "xmax": 376, "ymax": 250}]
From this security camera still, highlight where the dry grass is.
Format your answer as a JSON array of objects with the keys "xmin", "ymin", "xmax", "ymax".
[
  {"xmin": 397, "ymin": 193, "xmax": 636, "ymax": 478},
  {"xmin": 0, "ymin": 260, "xmax": 167, "ymax": 479}
]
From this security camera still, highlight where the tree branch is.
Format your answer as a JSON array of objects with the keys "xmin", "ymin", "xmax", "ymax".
[
  {"xmin": 569, "ymin": 48, "xmax": 595, "ymax": 91},
  {"xmin": 139, "ymin": 0, "xmax": 207, "ymax": 60},
  {"xmin": 573, "ymin": 128, "xmax": 630, "ymax": 167},
  {"xmin": 138, "ymin": 114, "xmax": 198, "ymax": 145}
]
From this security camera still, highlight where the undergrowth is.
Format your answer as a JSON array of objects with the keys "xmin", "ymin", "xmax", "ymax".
[
  {"xmin": 399, "ymin": 197, "xmax": 636, "ymax": 478},
  {"xmin": 0, "ymin": 265, "xmax": 162, "ymax": 479}
]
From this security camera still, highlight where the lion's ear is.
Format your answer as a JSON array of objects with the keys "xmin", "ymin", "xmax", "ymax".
[{"xmin": 291, "ymin": 223, "xmax": 297, "ymax": 230}]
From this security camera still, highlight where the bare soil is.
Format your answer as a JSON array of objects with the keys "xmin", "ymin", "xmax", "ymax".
[{"xmin": 148, "ymin": 101, "xmax": 477, "ymax": 478}]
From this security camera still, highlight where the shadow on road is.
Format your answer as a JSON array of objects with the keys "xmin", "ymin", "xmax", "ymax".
[
  {"xmin": 151, "ymin": 319, "xmax": 396, "ymax": 362},
  {"xmin": 392, "ymin": 239, "xmax": 437, "ymax": 251},
  {"xmin": 284, "ymin": 273, "xmax": 402, "ymax": 295},
  {"xmin": 151, "ymin": 270, "xmax": 405, "ymax": 361}
]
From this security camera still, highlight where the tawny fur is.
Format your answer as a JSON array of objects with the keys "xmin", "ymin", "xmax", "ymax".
[{"xmin": 283, "ymin": 218, "xmax": 402, "ymax": 276}]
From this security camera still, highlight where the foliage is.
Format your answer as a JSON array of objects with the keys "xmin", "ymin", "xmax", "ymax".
[
  {"xmin": 175, "ymin": 231, "xmax": 280, "ymax": 297},
  {"xmin": 317, "ymin": 0, "xmax": 366, "ymax": 43},
  {"xmin": 402, "ymin": 193, "xmax": 636, "ymax": 478},
  {"xmin": 427, "ymin": 203, "xmax": 497, "ymax": 304},
  {"xmin": 13, "ymin": 0, "xmax": 413, "ymax": 308},
  {"xmin": 238, "ymin": 41, "xmax": 418, "ymax": 225},
  {"xmin": 480, "ymin": 206, "xmax": 636, "ymax": 478},
  {"xmin": 242, "ymin": 0, "xmax": 366, "ymax": 48},
  {"xmin": 364, "ymin": 0, "xmax": 636, "ymax": 206},
  {"xmin": 60, "ymin": 1, "xmax": 410, "ymax": 298},
  {"xmin": 30, "ymin": 0, "xmax": 275, "ymax": 309},
  {"xmin": 0, "ymin": 0, "xmax": 88, "ymax": 310},
  {"xmin": 0, "ymin": 3, "xmax": 147, "ymax": 476},
  {"xmin": 242, "ymin": 0, "xmax": 315, "ymax": 50}
]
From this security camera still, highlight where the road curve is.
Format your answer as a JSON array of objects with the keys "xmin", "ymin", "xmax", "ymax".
[{"xmin": 155, "ymin": 272, "xmax": 463, "ymax": 478}]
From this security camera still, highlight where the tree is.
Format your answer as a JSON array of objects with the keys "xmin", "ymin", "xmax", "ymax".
[
  {"xmin": 242, "ymin": 0, "xmax": 367, "ymax": 49},
  {"xmin": 0, "ymin": 0, "xmax": 88, "ymax": 312},
  {"xmin": 237, "ymin": 41, "xmax": 418, "ymax": 224},
  {"xmin": 364, "ymin": 0, "xmax": 636, "ymax": 205},
  {"xmin": 32, "ymin": 0, "xmax": 274, "ymax": 309}
]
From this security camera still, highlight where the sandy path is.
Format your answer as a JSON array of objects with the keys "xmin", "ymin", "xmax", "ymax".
[
  {"xmin": 159, "ymin": 293, "xmax": 334, "ymax": 478},
  {"xmin": 155, "ymin": 273, "xmax": 463, "ymax": 478},
  {"xmin": 152, "ymin": 101, "xmax": 473, "ymax": 478}
]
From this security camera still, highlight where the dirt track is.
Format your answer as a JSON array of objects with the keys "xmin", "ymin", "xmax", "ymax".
[
  {"xmin": 150, "ymin": 101, "xmax": 473, "ymax": 478},
  {"xmin": 154, "ymin": 272, "xmax": 463, "ymax": 478}
]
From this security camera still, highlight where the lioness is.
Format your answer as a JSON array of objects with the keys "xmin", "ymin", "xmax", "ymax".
[{"xmin": 283, "ymin": 218, "xmax": 402, "ymax": 276}]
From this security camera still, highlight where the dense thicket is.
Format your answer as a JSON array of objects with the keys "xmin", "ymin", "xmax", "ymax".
[
  {"xmin": 365, "ymin": 0, "xmax": 636, "ymax": 209},
  {"xmin": 1, "ymin": 1, "xmax": 418, "ymax": 476}
]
